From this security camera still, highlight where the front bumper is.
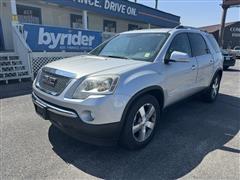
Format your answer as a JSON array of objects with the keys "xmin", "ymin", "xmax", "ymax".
[
  {"xmin": 32, "ymin": 92, "xmax": 123, "ymax": 145},
  {"xmin": 223, "ymin": 57, "xmax": 236, "ymax": 67},
  {"xmin": 33, "ymin": 80, "xmax": 130, "ymax": 125}
]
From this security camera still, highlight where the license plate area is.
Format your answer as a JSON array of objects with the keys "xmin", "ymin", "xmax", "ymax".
[
  {"xmin": 226, "ymin": 57, "xmax": 230, "ymax": 60},
  {"xmin": 35, "ymin": 103, "xmax": 48, "ymax": 120}
]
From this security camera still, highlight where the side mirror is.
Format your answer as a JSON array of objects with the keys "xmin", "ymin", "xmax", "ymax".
[{"xmin": 164, "ymin": 51, "xmax": 190, "ymax": 64}]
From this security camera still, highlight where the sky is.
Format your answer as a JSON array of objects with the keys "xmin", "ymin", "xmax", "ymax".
[{"xmin": 129, "ymin": 0, "xmax": 240, "ymax": 27}]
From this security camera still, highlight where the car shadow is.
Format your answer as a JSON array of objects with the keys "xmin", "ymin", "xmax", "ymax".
[
  {"xmin": 224, "ymin": 67, "xmax": 240, "ymax": 72},
  {"xmin": 48, "ymin": 93, "xmax": 240, "ymax": 179},
  {"xmin": 0, "ymin": 81, "xmax": 32, "ymax": 99}
]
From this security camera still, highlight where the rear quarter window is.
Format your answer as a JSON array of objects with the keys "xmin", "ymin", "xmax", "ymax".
[{"xmin": 207, "ymin": 34, "xmax": 221, "ymax": 53}]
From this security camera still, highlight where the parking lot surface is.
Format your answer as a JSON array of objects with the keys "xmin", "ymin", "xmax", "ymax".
[{"xmin": 1, "ymin": 61, "xmax": 240, "ymax": 179}]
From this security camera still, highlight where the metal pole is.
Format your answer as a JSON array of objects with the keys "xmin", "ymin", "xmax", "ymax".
[
  {"xmin": 219, "ymin": 6, "xmax": 228, "ymax": 47},
  {"xmin": 10, "ymin": 0, "xmax": 18, "ymax": 24},
  {"xmin": 83, "ymin": 10, "xmax": 88, "ymax": 30},
  {"xmin": 134, "ymin": 0, "xmax": 137, "ymax": 3},
  {"xmin": 155, "ymin": 0, "xmax": 158, "ymax": 9}
]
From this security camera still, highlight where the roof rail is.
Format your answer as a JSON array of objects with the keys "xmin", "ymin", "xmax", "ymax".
[{"xmin": 174, "ymin": 25, "xmax": 199, "ymax": 30}]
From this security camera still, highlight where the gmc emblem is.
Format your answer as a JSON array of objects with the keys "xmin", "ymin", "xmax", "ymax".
[{"xmin": 42, "ymin": 75, "xmax": 57, "ymax": 87}]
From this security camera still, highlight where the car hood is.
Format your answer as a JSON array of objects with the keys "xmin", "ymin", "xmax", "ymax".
[{"xmin": 45, "ymin": 55, "xmax": 144, "ymax": 78}]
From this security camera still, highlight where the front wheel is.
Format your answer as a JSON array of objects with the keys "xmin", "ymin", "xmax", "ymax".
[
  {"xmin": 120, "ymin": 95, "xmax": 161, "ymax": 150},
  {"xmin": 202, "ymin": 74, "xmax": 221, "ymax": 102}
]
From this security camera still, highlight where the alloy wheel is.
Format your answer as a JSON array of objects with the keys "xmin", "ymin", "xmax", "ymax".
[
  {"xmin": 132, "ymin": 103, "xmax": 156, "ymax": 142},
  {"xmin": 211, "ymin": 76, "xmax": 219, "ymax": 98}
]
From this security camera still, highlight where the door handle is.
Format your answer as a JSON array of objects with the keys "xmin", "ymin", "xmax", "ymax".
[
  {"xmin": 210, "ymin": 59, "xmax": 214, "ymax": 64},
  {"xmin": 192, "ymin": 65, "xmax": 196, "ymax": 70}
]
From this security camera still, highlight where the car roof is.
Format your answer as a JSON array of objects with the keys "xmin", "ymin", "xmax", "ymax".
[
  {"xmin": 121, "ymin": 28, "xmax": 172, "ymax": 34},
  {"xmin": 121, "ymin": 28, "xmax": 206, "ymax": 35}
]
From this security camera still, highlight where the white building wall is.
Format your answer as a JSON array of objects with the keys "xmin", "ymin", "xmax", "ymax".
[
  {"xmin": 17, "ymin": 0, "xmax": 149, "ymax": 32},
  {"xmin": 87, "ymin": 12, "xmax": 149, "ymax": 33},
  {"xmin": 17, "ymin": 0, "xmax": 83, "ymax": 28}
]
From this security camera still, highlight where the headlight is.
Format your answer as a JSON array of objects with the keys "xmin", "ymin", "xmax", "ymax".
[{"xmin": 72, "ymin": 75, "xmax": 119, "ymax": 99}]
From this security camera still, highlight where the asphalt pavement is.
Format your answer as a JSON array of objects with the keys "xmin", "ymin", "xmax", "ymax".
[{"xmin": 1, "ymin": 61, "xmax": 240, "ymax": 179}]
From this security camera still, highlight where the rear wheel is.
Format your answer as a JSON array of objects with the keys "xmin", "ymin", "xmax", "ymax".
[
  {"xmin": 202, "ymin": 74, "xmax": 221, "ymax": 102},
  {"xmin": 223, "ymin": 66, "xmax": 229, "ymax": 70},
  {"xmin": 120, "ymin": 95, "xmax": 161, "ymax": 150}
]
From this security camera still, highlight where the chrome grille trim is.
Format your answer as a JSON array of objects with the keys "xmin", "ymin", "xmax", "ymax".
[
  {"xmin": 32, "ymin": 92, "xmax": 78, "ymax": 118},
  {"xmin": 36, "ymin": 68, "xmax": 73, "ymax": 96},
  {"xmin": 43, "ymin": 67, "xmax": 77, "ymax": 78}
]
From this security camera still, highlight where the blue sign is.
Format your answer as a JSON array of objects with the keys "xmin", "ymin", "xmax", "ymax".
[
  {"xmin": 43, "ymin": 0, "xmax": 180, "ymax": 27},
  {"xmin": 23, "ymin": 24, "xmax": 102, "ymax": 52}
]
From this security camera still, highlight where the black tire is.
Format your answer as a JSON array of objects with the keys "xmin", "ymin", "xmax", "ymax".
[
  {"xmin": 120, "ymin": 95, "xmax": 161, "ymax": 150},
  {"xmin": 202, "ymin": 73, "xmax": 221, "ymax": 102},
  {"xmin": 223, "ymin": 66, "xmax": 229, "ymax": 70}
]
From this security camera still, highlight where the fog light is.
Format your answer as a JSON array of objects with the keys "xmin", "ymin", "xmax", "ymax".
[{"xmin": 80, "ymin": 110, "xmax": 95, "ymax": 122}]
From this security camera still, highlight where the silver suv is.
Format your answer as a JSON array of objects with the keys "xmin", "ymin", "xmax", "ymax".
[{"xmin": 32, "ymin": 27, "xmax": 223, "ymax": 149}]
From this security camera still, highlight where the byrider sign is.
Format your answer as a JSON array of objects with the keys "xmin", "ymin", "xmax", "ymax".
[{"xmin": 23, "ymin": 24, "xmax": 102, "ymax": 52}]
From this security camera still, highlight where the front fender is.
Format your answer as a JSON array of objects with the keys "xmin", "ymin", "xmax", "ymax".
[{"xmin": 116, "ymin": 68, "xmax": 166, "ymax": 100}]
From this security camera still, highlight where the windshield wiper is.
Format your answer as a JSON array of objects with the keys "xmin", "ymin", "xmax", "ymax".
[{"xmin": 102, "ymin": 55, "xmax": 130, "ymax": 59}]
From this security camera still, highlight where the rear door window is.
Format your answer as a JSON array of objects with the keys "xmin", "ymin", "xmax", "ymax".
[{"xmin": 188, "ymin": 33, "xmax": 209, "ymax": 57}]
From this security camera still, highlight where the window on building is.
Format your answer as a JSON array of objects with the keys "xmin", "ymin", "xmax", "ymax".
[
  {"xmin": 188, "ymin": 33, "xmax": 209, "ymax": 57},
  {"xmin": 103, "ymin": 20, "xmax": 116, "ymax": 33},
  {"xmin": 128, "ymin": 24, "xmax": 138, "ymax": 31},
  {"xmin": 16, "ymin": 4, "xmax": 42, "ymax": 24},
  {"xmin": 70, "ymin": 14, "xmax": 82, "ymax": 29}
]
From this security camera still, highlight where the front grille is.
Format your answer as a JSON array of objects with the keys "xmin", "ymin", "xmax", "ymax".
[{"xmin": 36, "ymin": 69, "xmax": 71, "ymax": 96}]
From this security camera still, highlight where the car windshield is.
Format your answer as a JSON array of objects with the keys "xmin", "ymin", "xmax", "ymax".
[
  {"xmin": 234, "ymin": 46, "xmax": 240, "ymax": 50},
  {"xmin": 90, "ymin": 33, "xmax": 169, "ymax": 62}
]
